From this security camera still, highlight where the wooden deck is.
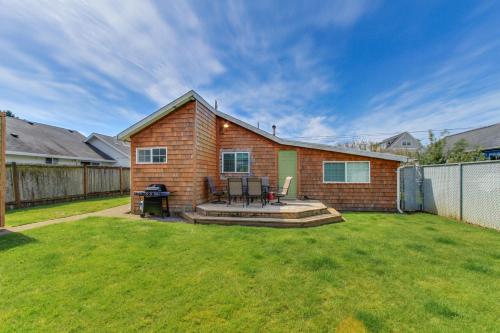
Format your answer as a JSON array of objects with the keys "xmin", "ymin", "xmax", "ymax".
[{"xmin": 181, "ymin": 200, "xmax": 343, "ymax": 228}]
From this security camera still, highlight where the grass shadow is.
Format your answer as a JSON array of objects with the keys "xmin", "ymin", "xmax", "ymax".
[{"xmin": 0, "ymin": 231, "xmax": 38, "ymax": 251}]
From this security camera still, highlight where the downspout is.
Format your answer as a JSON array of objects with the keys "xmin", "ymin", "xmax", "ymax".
[{"xmin": 396, "ymin": 165, "xmax": 404, "ymax": 213}]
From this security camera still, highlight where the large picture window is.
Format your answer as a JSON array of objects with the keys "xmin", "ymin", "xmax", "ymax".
[
  {"xmin": 323, "ymin": 161, "xmax": 370, "ymax": 183},
  {"xmin": 222, "ymin": 152, "xmax": 249, "ymax": 173},
  {"xmin": 136, "ymin": 147, "xmax": 167, "ymax": 164}
]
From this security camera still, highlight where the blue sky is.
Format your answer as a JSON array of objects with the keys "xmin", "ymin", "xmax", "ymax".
[{"xmin": 1, "ymin": 0, "xmax": 499, "ymax": 144}]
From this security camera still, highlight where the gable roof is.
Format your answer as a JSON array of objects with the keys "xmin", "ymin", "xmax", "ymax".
[
  {"xmin": 380, "ymin": 132, "xmax": 406, "ymax": 147},
  {"xmin": 443, "ymin": 123, "xmax": 500, "ymax": 152},
  {"xmin": 85, "ymin": 132, "xmax": 130, "ymax": 157},
  {"xmin": 118, "ymin": 90, "xmax": 407, "ymax": 162},
  {"xmin": 6, "ymin": 117, "xmax": 114, "ymax": 162}
]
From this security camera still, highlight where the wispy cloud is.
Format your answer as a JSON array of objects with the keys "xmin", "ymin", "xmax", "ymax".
[
  {"xmin": 344, "ymin": 41, "xmax": 500, "ymax": 143},
  {"xmin": 0, "ymin": 0, "xmax": 497, "ymax": 146}
]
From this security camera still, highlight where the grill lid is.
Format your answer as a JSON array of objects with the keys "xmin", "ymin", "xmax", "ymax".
[{"xmin": 145, "ymin": 184, "xmax": 167, "ymax": 192}]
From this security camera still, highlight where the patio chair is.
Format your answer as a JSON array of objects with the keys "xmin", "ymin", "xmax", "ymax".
[
  {"xmin": 261, "ymin": 176, "xmax": 270, "ymax": 205},
  {"xmin": 246, "ymin": 177, "xmax": 265, "ymax": 207},
  {"xmin": 271, "ymin": 176, "xmax": 293, "ymax": 206},
  {"xmin": 227, "ymin": 177, "xmax": 244, "ymax": 206},
  {"xmin": 206, "ymin": 176, "xmax": 225, "ymax": 204}
]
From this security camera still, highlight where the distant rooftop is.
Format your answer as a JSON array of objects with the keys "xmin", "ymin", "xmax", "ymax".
[
  {"xmin": 444, "ymin": 123, "xmax": 500, "ymax": 152},
  {"xmin": 86, "ymin": 132, "xmax": 130, "ymax": 157},
  {"xmin": 6, "ymin": 117, "xmax": 114, "ymax": 161}
]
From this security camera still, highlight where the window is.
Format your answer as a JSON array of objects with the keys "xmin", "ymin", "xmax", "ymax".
[
  {"xmin": 402, "ymin": 140, "xmax": 412, "ymax": 146},
  {"xmin": 323, "ymin": 161, "xmax": 370, "ymax": 183},
  {"xmin": 45, "ymin": 157, "xmax": 59, "ymax": 165},
  {"xmin": 222, "ymin": 152, "xmax": 249, "ymax": 173},
  {"xmin": 136, "ymin": 147, "xmax": 167, "ymax": 164}
]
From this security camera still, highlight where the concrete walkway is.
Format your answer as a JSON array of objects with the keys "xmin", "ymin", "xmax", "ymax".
[{"xmin": 0, "ymin": 204, "xmax": 139, "ymax": 237}]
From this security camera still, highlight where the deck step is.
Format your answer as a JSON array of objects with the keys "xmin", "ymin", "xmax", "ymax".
[{"xmin": 180, "ymin": 209, "xmax": 343, "ymax": 228}]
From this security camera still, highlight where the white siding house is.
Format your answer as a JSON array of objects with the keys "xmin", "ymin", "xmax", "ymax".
[{"xmin": 84, "ymin": 133, "xmax": 130, "ymax": 167}]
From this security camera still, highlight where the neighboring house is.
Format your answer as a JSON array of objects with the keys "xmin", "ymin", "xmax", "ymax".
[
  {"xmin": 118, "ymin": 90, "xmax": 407, "ymax": 214},
  {"xmin": 6, "ymin": 117, "xmax": 119, "ymax": 166},
  {"xmin": 378, "ymin": 132, "xmax": 421, "ymax": 152},
  {"xmin": 443, "ymin": 123, "xmax": 500, "ymax": 160},
  {"xmin": 84, "ymin": 133, "xmax": 130, "ymax": 167}
]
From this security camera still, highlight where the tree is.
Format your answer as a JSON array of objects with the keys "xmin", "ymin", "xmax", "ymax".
[
  {"xmin": 446, "ymin": 139, "xmax": 485, "ymax": 163},
  {"xmin": 1, "ymin": 110, "xmax": 16, "ymax": 118},
  {"xmin": 416, "ymin": 131, "xmax": 446, "ymax": 165},
  {"xmin": 417, "ymin": 131, "xmax": 485, "ymax": 165}
]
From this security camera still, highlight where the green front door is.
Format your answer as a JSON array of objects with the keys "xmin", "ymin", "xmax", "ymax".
[{"xmin": 278, "ymin": 150, "xmax": 297, "ymax": 198}]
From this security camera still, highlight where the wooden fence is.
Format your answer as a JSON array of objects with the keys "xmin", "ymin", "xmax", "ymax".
[{"xmin": 5, "ymin": 163, "xmax": 130, "ymax": 209}]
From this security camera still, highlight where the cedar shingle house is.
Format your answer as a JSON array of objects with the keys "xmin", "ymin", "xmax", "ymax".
[{"xmin": 118, "ymin": 90, "xmax": 407, "ymax": 214}]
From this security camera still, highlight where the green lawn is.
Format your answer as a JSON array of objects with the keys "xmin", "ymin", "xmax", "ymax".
[
  {"xmin": 5, "ymin": 196, "xmax": 130, "ymax": 227},
  {"xmin": 0, "ymin": 213, "xmax": 498, "ymax": 332}
]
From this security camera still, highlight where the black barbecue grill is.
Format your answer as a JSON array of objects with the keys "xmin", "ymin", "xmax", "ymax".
[{"xmin": 134, "ymin": 184, "xmax": 173, "ymax": 217}]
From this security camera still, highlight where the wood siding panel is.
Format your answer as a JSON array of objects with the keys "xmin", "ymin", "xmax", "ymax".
[
  {"xmin": 194, "ymin": 102, "xmax": 218, "ymax": 204},
  {"xmin": 130, "ymin": 102, "xmax": 196, "ymax": 213},
  {"xmin": 298, "ymin": 148, "xmax": 399, "ymax": 211},
  {"xmin": 216, "ymin": 118, "xmax": 280, "ymax": 190}
]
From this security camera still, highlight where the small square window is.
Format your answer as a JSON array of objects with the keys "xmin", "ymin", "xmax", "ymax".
[
  {"xmin": 137, "ymin": 147, "xmax": 167, "ymax": 164},
  {"xmin": 222, "ymin": 152, "xmax": 250, "ymax": 173}
]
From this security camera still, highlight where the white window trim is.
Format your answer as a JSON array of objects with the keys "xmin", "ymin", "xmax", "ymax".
[
  {"xmin": 136, "ymin": 147, "xmax": 168, "ymax": 164},
  {"xmin": 323, "ymin": 161, "xmax": 371, "ymax": 184},
  {"xmin": 221, "ymin": 151, "xmax": 250, "ymax": 173}
]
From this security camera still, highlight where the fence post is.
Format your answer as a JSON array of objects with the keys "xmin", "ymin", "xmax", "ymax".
[
  {"xmin": 0, "ymin": 112, "xmax": 5, "ymax": 227},
  {"xmin": 459, "ymin": 163, "xmax": 463, "ymax": 221},
  {"xmin": 119, "ymin": 167, "xmax": 123, "ymax": 195},
  {"xmin": 12, "ymin": 162, "xmax": 21, "ymax": 208},
  {"xmin": 83, "ymin": 165, "xmax": 88, "ymax": 197}
]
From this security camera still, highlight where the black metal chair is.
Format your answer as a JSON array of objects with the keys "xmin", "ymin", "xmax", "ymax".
[
  {"xmin": 227, "ymin": 177, "xmax": 244, "ymax": 206},
  {"xmin": 206, "ymin": 176, "xmax": 225, "ymax": 204},
  {"xmin": 271, "ymin": 176, "xmax": 293, "ymax": 206},
  {"xmin": 246, "ymin": 177, "xmax": 265, "ymax": 207},
  {"xmin": 261, "ymin": 176, "xmax": 270, "ymax": 205}
]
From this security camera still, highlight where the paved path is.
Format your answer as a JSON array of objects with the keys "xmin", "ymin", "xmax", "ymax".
[{"xmin": 0, "ymin": 204, "xmax": 139, "ymax": 237}]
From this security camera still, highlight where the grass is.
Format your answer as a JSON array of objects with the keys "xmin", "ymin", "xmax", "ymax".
[
  {"xmin": 0, "ymin": 213, "xmax": 499, "ymax": 332},
  {"xmin": 5, "ymin": 196, "xmax": 130, "ymax": 227}
]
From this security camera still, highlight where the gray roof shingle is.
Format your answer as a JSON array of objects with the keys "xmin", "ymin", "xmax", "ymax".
[
  {"xmin": 87, "ymin": 132, "xmax": 130, "ymax": 157},
  {"xmin": 444, "ymin": 123, "xmax": 500, "ymax": 152},
  {"xmin": 6, "ymin": 117, "xmax": 115, "ymax": 161}
]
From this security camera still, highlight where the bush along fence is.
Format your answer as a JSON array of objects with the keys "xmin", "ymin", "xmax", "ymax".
[
  {"xmin": 399, "ymin": 160, "xmax": 500, "ymax": 230},
  {"xmin": 5, "ymin": 163, "xmax": 130, "ymax": 209}
]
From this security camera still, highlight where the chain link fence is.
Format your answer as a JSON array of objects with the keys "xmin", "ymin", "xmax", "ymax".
[{"xmin": 400, "ymin": 161, "xmax": 500, "ymax": 230}]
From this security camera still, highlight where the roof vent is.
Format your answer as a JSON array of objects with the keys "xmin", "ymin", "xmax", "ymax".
[
  {"xmin": 10, "ymin": 133, "xmax": 19, "ymax": 138},
  {"xmin": 272, "ymin": 124, "xmax": 276, "ymax": 136}
]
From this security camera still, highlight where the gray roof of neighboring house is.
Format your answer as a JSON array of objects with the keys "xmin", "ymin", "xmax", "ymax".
[
  {"xmin": 379, "ymin": 132, "xmax": 406, "ymax": 147},
  {"xmin": 6, "ymin": 117, "xmax": 115, "ymax": 162},
  {"xmin": 443, "ymin": 123, "xmax": 500, "ymax": 152},
  {"xmin": 85, "ymin": 132, "xmax": 130, "ymax": 157},
  {"xmin": 118, "ymin": 90, "xmax": 408, "ymax": 162}
]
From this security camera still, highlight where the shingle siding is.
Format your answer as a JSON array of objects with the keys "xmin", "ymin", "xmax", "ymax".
[{"xmin": 129, "ymin": 101, "xmax": 401, "ymax": 213}]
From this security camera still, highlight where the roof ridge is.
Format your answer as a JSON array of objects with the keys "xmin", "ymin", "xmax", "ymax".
[
  {"xmin": 444, "ymin": 122, "xmax": 500, "ymax": 138},
  {"xmin": 118, "ymin": 90, "xmax": 407, "ymax": 162},
  {"xmin": 10, "ymin": 117, "xmax": 80, "ymax": 134}
]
